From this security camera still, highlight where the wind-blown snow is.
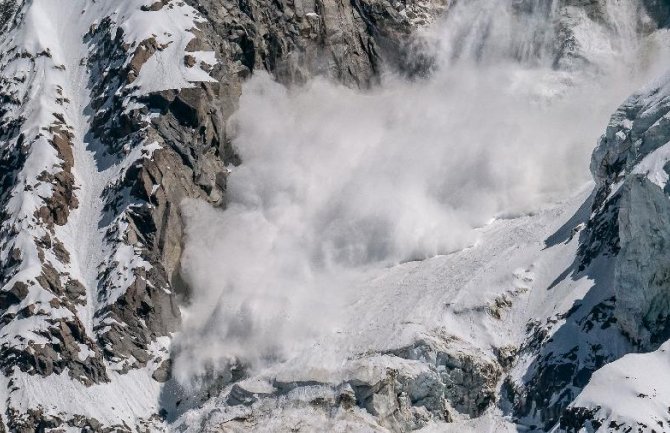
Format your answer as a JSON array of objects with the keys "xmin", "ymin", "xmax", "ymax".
[
  {"xmin": 172, "ymin": 181, "xmax": 600, "ymax": 431},
  {"xmin": 174, "ymin": 0, "xmax": 670, "ymax": 385}
]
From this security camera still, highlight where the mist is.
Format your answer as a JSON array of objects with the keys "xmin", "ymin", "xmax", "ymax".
[{"xmin": 171, "ymin": 0, "xmax": 670, "ymax": 386}]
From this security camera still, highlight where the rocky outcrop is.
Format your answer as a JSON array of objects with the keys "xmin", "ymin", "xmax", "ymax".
[
  {"xmin": 79, "ymin": 0, "xmax": 452, "ymax": 378},
  {"xmin": 589, "ymin": 72, "xmax": 670, "ymax": 348},
  {"xmin": 506, "ymin": 294, "xmax": 630, "ymax": 430},
  {"xmin": 187, "ymin": 0, "xmax": 448, "ymax": 91},
  {"xmin": 80, "ymin": 0, "xmax": 451, "ymax": 377},
  {"xmin": 171, "ymin": 333, "xmax": 503, "ymax": 432},
  {"xmin": 2, "ymin": 0, "xmax": 669, "ymax": 431},
  {"xmin": 0, "ymin": 21, "xmax": 108, "ymax": 391},
  {"xmin": 504, "ymin": 68, "xmax": 670, "ymax": 433},
  {"xmin": 542, "ymin": 78, "xmax": 670, "ymax": 429},
  {"xmin": 642, "ymin": 0, "xmax": 670, "ymax": 27}
]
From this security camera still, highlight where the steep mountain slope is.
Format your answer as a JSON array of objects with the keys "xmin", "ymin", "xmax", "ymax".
[
  {"xmin": 0, "ymin": 1, "xmax": 217, "ymax": 429},
  {"xmin": 168, "ymin": 61, "xmax": 670, "ymax": 433},
  {"xmin": 559, "ymin": 68, "xmax": 670, "ymax": 433},
  {"xmin": 0, "ymin": 0, "xmax": 447, "ymax": 430},
  {"xmin": 170, "ymin": 185, "xmax": 595, "ymax": 432},
  {"xmin": 0, "ymin": 0, "xmax": 669, "ymax": 432}
]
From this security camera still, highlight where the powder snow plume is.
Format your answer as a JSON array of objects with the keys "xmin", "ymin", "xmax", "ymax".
[{"xmin": 171, "ymin": 0, "xmax": 670, "ymax": 385}]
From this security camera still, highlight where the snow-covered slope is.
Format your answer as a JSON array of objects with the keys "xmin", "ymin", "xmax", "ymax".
[
  {"xmin": 556, "ymin": 64, "xmax": 670, "ymax": 433},
  {"xmin": 169, "ymin": 184, "xmax": 593, "ymax": 432},
  {"xmin": 167, "ymin": 65, "xmax": 670, "ymax": 431},
  {"xmin": 0, "ymin": 0, "xmax": 670, "ymax": 431},
  {"xmin": 0, "ymin": 0, "xmax": 449, "ymax": 430},
  {"xmin": 0, "ymin": 0, "xmax": 221, "ymax": 429},
  {"xmin": 165, "ymin": 1, "xmax": 670, "ymax": 432}
]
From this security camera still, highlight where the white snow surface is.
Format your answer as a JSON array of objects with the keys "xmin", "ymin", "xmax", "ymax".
[
  {"xmin": 0, "ymin": 0, "xmax": 215, "ymax": 427},
  {"xmin": 571, "ymin": 339, "xmax": 670, "ymax": 430}
]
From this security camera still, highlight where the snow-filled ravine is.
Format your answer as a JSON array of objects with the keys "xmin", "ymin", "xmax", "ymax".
[{"xmin": 0, "ymin": 0, "xmax": 217, "ymax": 429}]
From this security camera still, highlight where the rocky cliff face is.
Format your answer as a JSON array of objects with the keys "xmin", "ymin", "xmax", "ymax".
[
  {"xmin": 590, "ymin": 72, "xmax": 670, "ymax": 349},
  {"xmin": 0, "ymin": 0, "xmax": 669, "ymax": 431},
  {"xmin": 0, "ymin": 0, "xmax": 447, "ymax": 430},
  {"xmin": 540, "ymin": 71, "xmax": 670, "ymax": 432}
]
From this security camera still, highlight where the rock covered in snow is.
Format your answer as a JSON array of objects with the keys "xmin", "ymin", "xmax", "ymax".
[
  {"xmin": 547, "ymin": 68, "xmax": 670, "ymax": 433},
  {"xmin": 0, "ymin": 0, "xmax": 450, "ymax": 429},
  {"xmin": 590, "ymin": 71, "xmax": 670, "ymax": 348}
]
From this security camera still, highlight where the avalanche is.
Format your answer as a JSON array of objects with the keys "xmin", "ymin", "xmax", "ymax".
[{"xmin": 0, "ymin": 0, "xmax": 669, "ymax": 432}]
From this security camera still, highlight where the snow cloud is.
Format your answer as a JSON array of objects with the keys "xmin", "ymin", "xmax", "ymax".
[{"xmin": 171, "ymin": 0, "xmax": 670, "ymax": 386}]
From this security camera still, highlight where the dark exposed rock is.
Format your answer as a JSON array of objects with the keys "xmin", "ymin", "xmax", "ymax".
[
  {"xmin": 497, "ymin": 63, "xmax": 670, "ymax": 433},
  {"xmin": 52, "ymin": 237, "xmax": 70, "ymax": 264},
  {"xmin": 0, "ymin": 281, "xmax": 28, "ymax": 310},
  {"xmin": 0, "ymin": 0, "xmax": 489, "ymax": 430},
  {"xmin": 0, "ymin": 0, "xmax": 18, "ymax": 34},
  {"xmin": 127, "ymin": 37, "xmax": 166, "ymax": 83},
  {"xmin": 152, "ymin": 358, "xmax": 172, "ymax": 383},
  {"xmin": 559, "ymin": 406, "xmax": 603, "ymax": 432},
  {"xmin": 184, "ymin": 54, "xmax": 196, "ymax": 67},
  {"xmin": 185, "ymin": 0, "xmax": 447, "ymax": 95},
  {"xmin": 0, "ymin": 318, "xmax": 109, "ymax": 385},
  {"xmin": 508, "ymin": 291, "xmax": 630, "ymax": 430},
  {"xmin": 643, "ymin": 0, "xmax": 670, "ymax": 27},
  {"xmin": 34, "ymin": 125, "xmax": 79, "ymax": 229},
  {"xmin": 49, "ymin": 125, "xmax": 74, "ymax": 169},
  {"xmin": 6, "ymin": 406, "xmax": 135, "ymax": 433},
  {"xmin": 96, "ymin": 265, "xmax": 180, "ymax": 372},
  {"xmin": 141, "ymin": 1, "xmax": 166, "ymax": 12},
  {"xmin": 588, "ymin": 76, "xmax": 670, "ymax": 348}
]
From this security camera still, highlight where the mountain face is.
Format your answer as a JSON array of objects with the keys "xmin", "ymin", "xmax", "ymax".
[{"xmin": 0, "ymin": 0, "xmax": 669, "ymax": 432}]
